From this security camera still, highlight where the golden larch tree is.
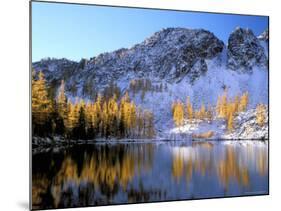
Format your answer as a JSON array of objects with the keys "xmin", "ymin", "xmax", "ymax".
[
  {"xmin": 92, "ymin": 94, "xmax": 102, "ymax": 134},
  {"xmin": 173, "ymin": 101, "xmax": 184, "ymax": 127},
  {"xmin": 107, "ymin": 94, "xmax": 119, "ymax": 136},
  {"xmin": 256, "ymin": 104, "xmax": 266, "ymax": 127},
  {"xmin": 227, "ymin": 111, "xmax": 234, "ymax": 132},
  {"xmin": 32, "ymin": 71, "xmax": 53, "ymax": 126},
  {"xmin": 239, "ymin": 92, "xmax": 249, "ymax": 112},
  {"xmin": 65, "ymin": 101, "xmax": 79, "ymax": 135}
]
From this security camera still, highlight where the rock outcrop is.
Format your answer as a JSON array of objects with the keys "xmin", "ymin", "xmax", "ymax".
[
  {"xmin": 227, "ymin": 27, "xmax": 268, "ymax": 71},
  {"xmin": 258, "ymin": 28, "xmax": 269, "ymax": 41}
]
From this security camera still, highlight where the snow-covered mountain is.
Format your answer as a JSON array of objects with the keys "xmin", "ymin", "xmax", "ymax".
[{"xmin": 32, "ymin": 27, "xmax": 269, "ymax": 139}]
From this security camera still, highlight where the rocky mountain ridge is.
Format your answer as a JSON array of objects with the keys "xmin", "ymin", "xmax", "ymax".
[{"xmin": 33, "ymin": 27, "xmax": 268, "ymax": 97}]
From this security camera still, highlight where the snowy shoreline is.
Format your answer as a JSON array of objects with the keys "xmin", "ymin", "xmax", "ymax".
[
  {"xmin": 32, "ymin": 135, "xmax": 268, "ymax": 154},
  {"xmin": 32, "ymin": 105, "xmax": 268, "ymax": 154}
]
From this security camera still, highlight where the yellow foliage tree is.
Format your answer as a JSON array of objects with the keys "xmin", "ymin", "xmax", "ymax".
[
  {"xmin": 239, "ymin": 92, "xmax": 249, "ymax": 112},
  {"xmin": 221, "ymin": 91, "xmax": 228, "ymax": 118},
  {"xmin": 65, "ymin": 102, "xmax": 79, "ymax": 134},
  {"xmin": 173, "ymin": 101, "xmax": 184, "ymax": 127},
  {"xmin": 256, "ymin": 104, "xmax": 266, "ymax": 127},
  {"xmin": 118, "ymin": 92, "xmax": 141, "ymax": 137},
  {"xmin": 32, "ymin": 71, "xmax": 53, "ymax": 126},
  {"xmin": 84, "ymin": 102, "xmax": 94, "ymax": 132},
  {"xmin": 226, "ymin": 103, "xmax": 235, "ymax": 132},
  {"xmin": 233, "ymin": 95, "xmax": 240, "ymax": 113},
  {"xmin": 216, "ymin": 91, "xmax": 228, "ymax": 118},
  {"xmin": 92, "ymin": 94, "xmax": 102, "ymax": 133},
  {"xmin": 227, "ymin": 111, "xmax": 234, "ymax": 132},
  {"xmin": 107, "ymin": 94, "xmax": 119, "ymax": 136},
  {"xmin": 216, "ymin": 91, "xmax": 248, "ymax": 132}
]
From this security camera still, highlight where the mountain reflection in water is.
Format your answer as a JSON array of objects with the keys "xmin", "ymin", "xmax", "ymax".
[{"xmin": 32, "ymin": 140, "xmax": 268, "ymax": 209}]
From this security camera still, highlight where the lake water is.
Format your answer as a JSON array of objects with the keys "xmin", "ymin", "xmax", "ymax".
[{"xmin": 32, "ymin": 140, "xmax": 268, "ymax": 209}]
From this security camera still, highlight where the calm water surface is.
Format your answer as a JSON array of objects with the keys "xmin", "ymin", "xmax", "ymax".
[{"xmin": 32, "ymin": 140, "xmax": 268, "ymax": 209}]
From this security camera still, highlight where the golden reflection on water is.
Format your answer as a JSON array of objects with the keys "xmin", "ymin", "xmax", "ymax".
[
  {"xmin": 32, "ymin": 144, "xmax": 154, "ymax": 209},
  {"xmin": 217, "ymin": 147, "xmax": 250, "ymax": 189},
  {"xmin": 32, "ymin": 141, "xmax": 268, "ymax": 209},
  {"xmin": 32, "ymin": 174, "xmax": 49, "ymax": 207},
  {"xmin": 171, "ymin": 142, "xmax": 268, "ymax": 190}
]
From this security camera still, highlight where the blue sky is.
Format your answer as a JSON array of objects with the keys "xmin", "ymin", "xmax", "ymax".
[{"xmin": 32, "ymin": 1, "xmax": 268, "ymax": 62}]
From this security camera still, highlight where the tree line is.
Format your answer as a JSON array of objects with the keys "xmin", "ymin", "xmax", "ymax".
[
  {"xmin": 171, "ymin": 90, "xmax": 250, "ymax": 132},
  {"xmin": 32, "ymin": 71, "xmax": 155, "ymax": 140},
  {"xmin": 172, "ymin": 96, "xmax": 213, "ymax": 127},
  {"xmin": 129, "ymin": 78, "xmax": 168, "ymax": 101}
]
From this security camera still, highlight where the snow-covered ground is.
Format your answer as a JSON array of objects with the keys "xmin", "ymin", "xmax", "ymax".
[
  {"xmin": 123, "ymin": 57, "xmax": 268, "ymax": 140},
  {"xmin": 163, "ymin": 107, "xmax": 268, "ymax": 140},
  {"xmin": 222, "ymin": 108, "xmax": 268, "ymax": 139}
]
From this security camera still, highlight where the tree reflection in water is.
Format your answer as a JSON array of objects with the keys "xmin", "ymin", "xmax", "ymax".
[{"xmin": 32, "ymin": 141, "xmax": 268, "ymax": 209}]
